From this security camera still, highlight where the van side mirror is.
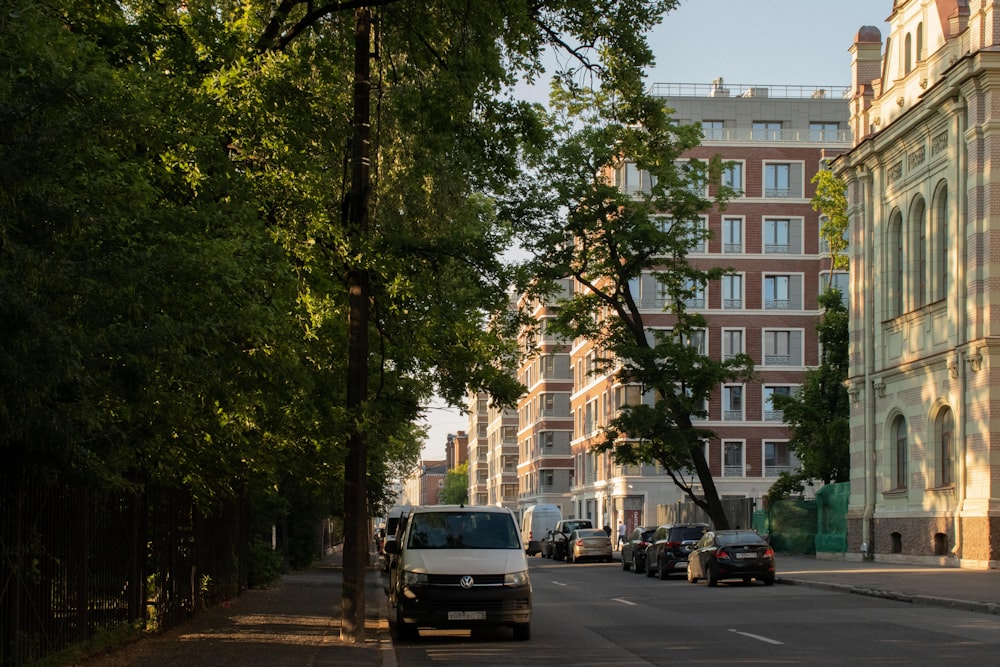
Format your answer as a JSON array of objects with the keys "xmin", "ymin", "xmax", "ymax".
[{"xmin": 384, "ymin": 537, "xmax": 400, "ymax": 555}]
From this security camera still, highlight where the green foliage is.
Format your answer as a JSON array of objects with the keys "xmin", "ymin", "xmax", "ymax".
[
  {"xmin": 247, "ymin": 538, "xmax": 284, "ymax": 589},
  {"xmin": 768, "ymin": 290, "xmax": 850, "ymax": 502},
  {"xmin": 812, "ymin": 168, "xmax": 850, "ymax": 273},
  {"xmin": 440, "ymin": 462, "xmax": 470, "ymax": 505}
]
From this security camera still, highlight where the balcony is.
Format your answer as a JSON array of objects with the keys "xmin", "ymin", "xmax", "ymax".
[
  {"xmin": 765, "ymin": 465, "xmax": 793, "ymax": 477},
  {"xmin": 764, "ymin": 410, "xmax": 784, "ymax": 422},
  {"xmin": 764, "ymin": 244, "xmax": 791, "ymax": 254},
  {"xmin": 723, "ymin": 466, "xmax": 744, "ymax": 477},
  {"xmin": 764, "ymin": 354, "xmax": 792, "ymax": 366},
  {"xmin": 724, "ymin": 243, "xmax": 743, "ymax": 253},
  {"xmin": 723, "ymin": 298, "xmax": 742, "ymax": 310},
  {"xmin": 723, "ymin": 410, "xmax": 743, "ymax": 421},
  {"xmin": 765, "ymin": 299, "xmax": 791, "ymax": 310}
]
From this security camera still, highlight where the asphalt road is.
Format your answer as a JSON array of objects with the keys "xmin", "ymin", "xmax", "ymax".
[{"xmin": 390, "ymin": 555, "xmax": 1000, "ymax": 666}]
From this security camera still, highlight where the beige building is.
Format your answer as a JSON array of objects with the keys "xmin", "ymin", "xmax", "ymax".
[{"xmin": 838, "ymin": 0, "xmax": 1000, "ymax": 567}]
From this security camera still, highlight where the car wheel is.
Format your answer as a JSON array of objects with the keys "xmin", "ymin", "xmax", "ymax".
[
  {"xmin": 395, "ymin": 607, "xmax": 418, "ymax": 641},
  {"xmin": 762, "ymin": 573, "xmax": 775, "ymax": 586},
  {"xmin": 645, "ymin": 559, "xmax": 655, "ymax": 577},
  {"xmin": 513, "ymin": 623, "xmax": 531, "ymax": 641},
  {"xmin": 622, "ymin": 552, "xmax": 631, "ymax": 571},
  {"xmin": 658, "ymin": 557, "xmax": 670, "ymax": 580},
  {"xmin": 706, "ymin": 564, "xmax": 719, "ymax": 587}
]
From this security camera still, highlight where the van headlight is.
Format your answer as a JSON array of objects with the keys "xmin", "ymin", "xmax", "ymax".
[
  {"xmin": 403, "ymin": 571, "xmax": 427, "ymax": 586},
  {"xmin": 505, "ymin": 570, "xmax": 529, "ymax": 586}
]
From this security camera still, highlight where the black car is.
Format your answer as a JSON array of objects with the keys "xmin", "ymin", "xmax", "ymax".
[
  {"xmin": 621, "ymin": 525, "xmax": 657, "ymax": 573},
  {"xmin": 645, "ymin": 523, "xmax": 709, "ymax": 579},
  {"xmin": 549, "ymin": 519, "xmax": 594, "ymax": 561},
  {"xmin": 686, "ymin": 530, "xmax": 775, "ymax": 586}
]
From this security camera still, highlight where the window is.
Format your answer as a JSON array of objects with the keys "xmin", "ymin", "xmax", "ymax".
[
  {"xmin": 542, "ymin": 470, "xmax": 554, "ymax": 487},
  {"xmin": 723, "ymin": 441, "xmax": 744, "ymax": 477},
  {"xmin": 723, "ymin": 217, "xmax": 743, "ymax": 253},
  {"xmin": 683, "ymin": 278, "xmax": 705, "ymax": 309},
  {"xmin": 752, "ymin": 121, "xmax": 782, "ymax": 141},
  {"xmin": 809, "ymin": 122, "xmax": 840, "ymax": 142},
  {"xmin": 541, "ymin": 431, "xmax": 554, "ymax": 448},
  {"xmin": 892, "ymin": 415, "xmax": 908, "ymax": 490},
  {"xmin": 764, "ymin": 329, "xmax": 802, "ymax": 366},
  {"xmin": 764, "ymin": 163, "xmax": 791, "ymax": 197},
  {"xmin": 615, "ymin": 161, "xmax": 656, "ymax": 196},
  {"xmin": 722, "ymin": 329, "xmax": 744, "ymax": 359},
  {"xmin": 764, "ymin": 274, "xmax": 800, "ymax": 309},
  {"xmin": 905, "ymin": 32, "xmax": 913, "ymax": 74},
  {"xmin": 680, "ymin": 329, "xmax": 707, "ymax": 355},
  {"xmin": 764, "ymin": 218, "xmax": 791, "ymax": 254},
  {"xmin": 912, "ymin": 196, "xmax": 927, "ymax": 308},
  {"xmin": 937, "ymin": 408, "xmax": 954, "ymax": 487},
  {"xmin": 764, "ymin": 441, "xmax": 799, "ymax": 476},
  {"xmin": 655, "ymin": 215, "xmax": 706, "ymax": 253},
  {"xmin": 821, "ymin": 271, "xmax": 850, "ymax": 306},
  {"xmin": 702, "ymin": 120, "xmax": 725, "ymax": 140},
  {"xmin": 723, "ymin": 385, "xmax": 743, "ymax": 421},
  {"xmin": 932, "ymin": 183, "xmax": 949, "ymax": 302},
  {"xmin": 722, "ymin": 274, "xmax": 743, "ymax": 309},
  {"xmin": 722, "ymin": 162, "xmax": 744, "ymax": 193},
  {"xmin": 763, "ymin": 386, "xmax": 793, "ymax": 421},
  {"xmin": 890, "ymin": 210, "xmax": 904, "ymax": 316}
]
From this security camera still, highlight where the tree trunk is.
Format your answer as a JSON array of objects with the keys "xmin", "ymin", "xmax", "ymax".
[{"xmin": 341, "ymin": 6, "xmax": 372, "ymax": 644}]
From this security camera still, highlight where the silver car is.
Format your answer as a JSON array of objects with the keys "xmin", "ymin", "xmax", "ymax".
[{"xmin": 566, "ymin": 528, "xmax": 613, "ymax": 563}]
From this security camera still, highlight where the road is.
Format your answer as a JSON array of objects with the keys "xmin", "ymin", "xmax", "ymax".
[{"xmin": 391, "ymin": 555, "xmax": 1000, "ymax": 666}]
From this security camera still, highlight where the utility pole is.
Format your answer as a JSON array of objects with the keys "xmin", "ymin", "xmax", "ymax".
[{"xmin": 342, "ymin": 5, "xmax": 372, "ymax": 643}]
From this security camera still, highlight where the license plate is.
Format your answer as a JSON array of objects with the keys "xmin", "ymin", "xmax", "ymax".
[
  {"xmin": 448, "ymin": 611, "xmax": 486, "ymax": 620},
  {"xmin": 736, "ymin": 552, "xmax": 757, "ymax": 559}
]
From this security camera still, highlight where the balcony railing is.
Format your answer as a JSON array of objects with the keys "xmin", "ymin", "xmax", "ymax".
[
  {"xmin": 724, "ymin": 243, "xmax": 743, "ymax": 253},
  {"xmin": 765, "ymin": 299, "xmax": 791, "ymax": 310},
  {"xmin": 764, "ymin": 410, "xmax": 784, "ymax": 422},
  {"xmin": 723, "ymin": 465, "xmax": 744, "ymax": 477},
  {"xmin": 764, "ymin": 244, "xmax": 791, "ymax": 254},
  {"xmin": 765, "ymin": 465, "xmax": 793, "ymax": 477},
  {"xmin": 723, "ymin": 299, "xmax": 742, "ymax": 310},
  {"xmin": 723, "ymin": 410, "xmax": 743, "ymax": 421},
  {"xmin": 764, "ymin": 354, "xmax": 792, "ymax": 366}
]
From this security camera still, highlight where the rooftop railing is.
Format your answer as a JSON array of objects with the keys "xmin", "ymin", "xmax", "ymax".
[{"xmin": 649, "ymin": 82, "xmax": 851, "ymax": 99}]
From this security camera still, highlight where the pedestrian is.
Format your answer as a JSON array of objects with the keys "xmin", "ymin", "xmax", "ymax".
[
  {"xmin": 603, "ymin": 524, "xmax": 612, "ymax": 540},
  {"xmin": 617, "ymin": 520, "xmax": 627, "ymax": 549}
]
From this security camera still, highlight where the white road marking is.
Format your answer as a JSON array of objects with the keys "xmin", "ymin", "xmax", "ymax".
[
  {"xmin": 612, "ymin": 597, "xmax": 637, "ymax": 606},
  {"xmin": 551, "ymin": 581, "xmax": 568, "ymax": 586},
  {"xmin": 729, "ymin": 628, "xmax": 784, "ymax": 645}
]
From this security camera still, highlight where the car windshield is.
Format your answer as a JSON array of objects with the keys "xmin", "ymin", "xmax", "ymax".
[
  {"xmin": 716, "ymin": 532, "xmax": 766, "ymax": 546},
  {"xmin": 640, "ymin": 529, "xmax": 656, "ymax": 541},
  {"xmin": 406, "ymin": 511, "xmax": 520, "ymax": 549}
]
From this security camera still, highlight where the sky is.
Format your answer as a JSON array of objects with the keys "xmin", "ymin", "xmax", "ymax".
[{"xmin": 419, "ymin": 0, "xmax": 893, "ymax": 461}]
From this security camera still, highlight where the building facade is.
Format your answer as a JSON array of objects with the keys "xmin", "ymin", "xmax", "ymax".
[
  {"xmin": 516, "ymin": 80, "xmax": 851, "ymax": 533},
  {"xmin": 838, "ymin": 0, "xmax": 1000, "ymax": 567}
]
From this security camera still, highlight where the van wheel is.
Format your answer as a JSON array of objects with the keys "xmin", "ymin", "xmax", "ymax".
[
  {"xmin": 395, "ymin": 608, "xmax": 418, "ymax": 641},
  {"xmin": 513, "ymin": 623, "xmax": 531, "ymax": 641}
]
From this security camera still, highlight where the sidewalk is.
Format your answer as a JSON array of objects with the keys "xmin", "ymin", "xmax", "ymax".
[
  {"xmin": 776, "ymin": 554, "xmax": 1000, "ymax": 615},
  {"xmin": 84, "ymin": 550, "xmax": 1000, "ymax": 666},
  {"xmin": 81, "ymin": 547, "xmax": 394, "ymax": 667}
]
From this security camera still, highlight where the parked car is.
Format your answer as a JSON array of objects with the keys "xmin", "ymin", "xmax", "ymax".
[
  {"xmin": 549, "ymin": 519, "xmax": 594, "ymax": 561},
  {"xmin": 686, "ymin": 530, "xmax": 776, "ymax": 587},
  {"xmin": 645, "ymin": 523, "xmax": 709, "ymax": 579},
  {"xmin": 621, "ymin": 525, "xmax": 657, "ymax": 572},
  {"xmin": 540, "ymin": 530, "xmax": 556, "ymax": 558},
  {"xmin": 566, "ymin": 528, "xmax": 613, "ymax": 563},
  {"xmin": 384, "ymin": 505, "xmax": 532, "ymax": 640}
]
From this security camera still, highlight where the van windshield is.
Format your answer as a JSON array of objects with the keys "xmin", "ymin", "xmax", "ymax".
[{"xmin": 406, "ymin": 511, "xmax": 520, "ymax": 549}]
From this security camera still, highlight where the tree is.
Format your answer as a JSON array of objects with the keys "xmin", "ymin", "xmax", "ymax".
[
  {"xmin": 440, "ymin": 463, "xmax": 469, "ymax": 505},
  {"xmin": 767, "ymin": 170, "xmax": 850, "ymax": 501},
  {"xmin": 514, "ymin": 80, "xmax": 751, "ymax": 529}
]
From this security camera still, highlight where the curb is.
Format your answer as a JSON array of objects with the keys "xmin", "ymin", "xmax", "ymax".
[{"xmin": 777, "ymin": 576, "xmax": 1000, "ymax": 616}]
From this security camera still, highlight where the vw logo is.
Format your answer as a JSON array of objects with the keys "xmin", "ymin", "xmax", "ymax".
[{"xmin": 460, "ymin": 575, "xmax": 475, "ymax": 589}]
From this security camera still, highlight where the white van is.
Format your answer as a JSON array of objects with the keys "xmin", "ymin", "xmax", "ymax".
[
  {"xmin": 520, "ymin": 504, "xmax": 562, "ymax": 556},
  {"xmin": 385, "ymin": 504, "xmax": 531, "ymax": 640}
]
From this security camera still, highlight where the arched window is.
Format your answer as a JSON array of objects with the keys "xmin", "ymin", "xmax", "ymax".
[
  {"xmin": 889, "ymin": 210, "xmax": 904, "ymax": 316},
  {"xmin": 905, "ymin": 33, "xmax": 913, "ymax": 74},
  {"xmin": 892, "ymin": 415, "xmax": 908, "ymax": 490},
  {"xmin": 916, "ymin": 22, "xmax": 924, "ymax": 62},
  {"xmin": 937, "ymin": 407, "xmax": 954, "ymax": 486},
  {"xmin": 911, "ymin": 197, "xmax": 927, "ymax": 308},
  {"xmin": 933, "ymin": 183, "xmax": 949, "ymax": 302}
]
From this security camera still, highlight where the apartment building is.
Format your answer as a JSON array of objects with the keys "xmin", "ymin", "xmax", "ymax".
[
  {"xmin": 515, "ymin": 280, "xmax": 576, "ymax": 519},
  {"xmin": 539, "ymin": 79, "xmax": 851, "ymax": 533},
  {"xmin": 837, "ymin": 0, "xmax": 1000, "ymax": 567},
  {"xmin": 466, "ymin": 392, "xmax": 490, "ymax": 506}
]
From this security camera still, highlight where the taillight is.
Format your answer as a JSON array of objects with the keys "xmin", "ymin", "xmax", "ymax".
[
  {"xmin": 667, "ymin": 541, "xmax": 680, "ymax": 549},
  {"xmin": 575, "ymin": 539, "xmax": 584, "ymax": 546},
  {"xmin": 764, "ymin": 546, "xmax": 774, "ymax": 558}
]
